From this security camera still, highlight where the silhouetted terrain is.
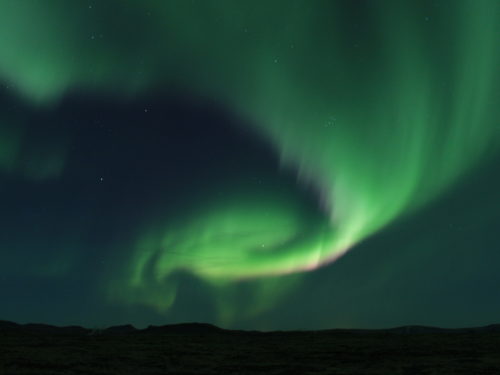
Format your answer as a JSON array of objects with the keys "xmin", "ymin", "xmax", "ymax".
[{"xmin": 1, "ymin": 321, "xmax": 500, "ymax": 374}]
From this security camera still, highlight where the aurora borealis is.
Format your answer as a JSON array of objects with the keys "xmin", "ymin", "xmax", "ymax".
[{"xmin": 0, "ymin": 0, "xmax": 499, "ymax": 330}]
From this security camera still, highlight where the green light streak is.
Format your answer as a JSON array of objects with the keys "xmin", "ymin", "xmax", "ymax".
[
  {"xmin": 0, "ymin": 0, "xmax": 498, "ymax": 318},
  {"xmin": 109, "ymin": 188, "xmax": 332, "ymax": 315}
]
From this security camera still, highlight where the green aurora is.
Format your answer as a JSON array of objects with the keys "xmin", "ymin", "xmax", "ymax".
[{"xmin": 0, "ymin": 0, "xmax": 499, "ymax": 324}]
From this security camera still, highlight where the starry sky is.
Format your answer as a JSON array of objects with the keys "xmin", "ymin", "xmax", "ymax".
[{"xmin": 0, "ymin": 0, "xmax": 499, "ymax": 330}]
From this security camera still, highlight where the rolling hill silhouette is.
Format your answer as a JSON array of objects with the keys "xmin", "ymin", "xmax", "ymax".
[{"xmin": 2, "ymin": 320, "xmax": 500, "ymax": 374}]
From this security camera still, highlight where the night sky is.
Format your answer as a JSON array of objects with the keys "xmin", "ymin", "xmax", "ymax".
[{"xmin": 0, "ymin": 0, "xmax": 499, "ymax": 330}]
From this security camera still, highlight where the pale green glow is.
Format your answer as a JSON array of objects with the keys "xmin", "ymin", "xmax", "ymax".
[
  {"xmin": 0, "ymin": 120, "xmax": 67, "ymax": 180},
  {"xmin": 110, "ymin": 189, "xmax": 333, "ymax": 313},
  {"xmin": 0, "ymin": 124, "xmax": 22, "ymax": 173},
  {"xmin": 0, "ymin": 0, "xmax": 498, "ymax": 320}
]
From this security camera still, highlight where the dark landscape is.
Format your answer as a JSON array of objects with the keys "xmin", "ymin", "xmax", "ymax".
[
  {"xmin": 1, "ymin": 321, "xmax": 500, "ymax": 374},
  {"xmin": 0, "ymin": 2, "xmax": 499, "ymax": 375}
]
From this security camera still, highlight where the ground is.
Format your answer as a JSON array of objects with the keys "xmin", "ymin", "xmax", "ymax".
[{"xmin": 1, "ymin": 324, "xmax": 500, "ymax": 374}]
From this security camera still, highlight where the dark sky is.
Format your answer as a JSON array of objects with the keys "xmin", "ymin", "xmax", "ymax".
[{"xmin": 0, "ymin": 0, "xmax": 499, "ymax": 330}]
